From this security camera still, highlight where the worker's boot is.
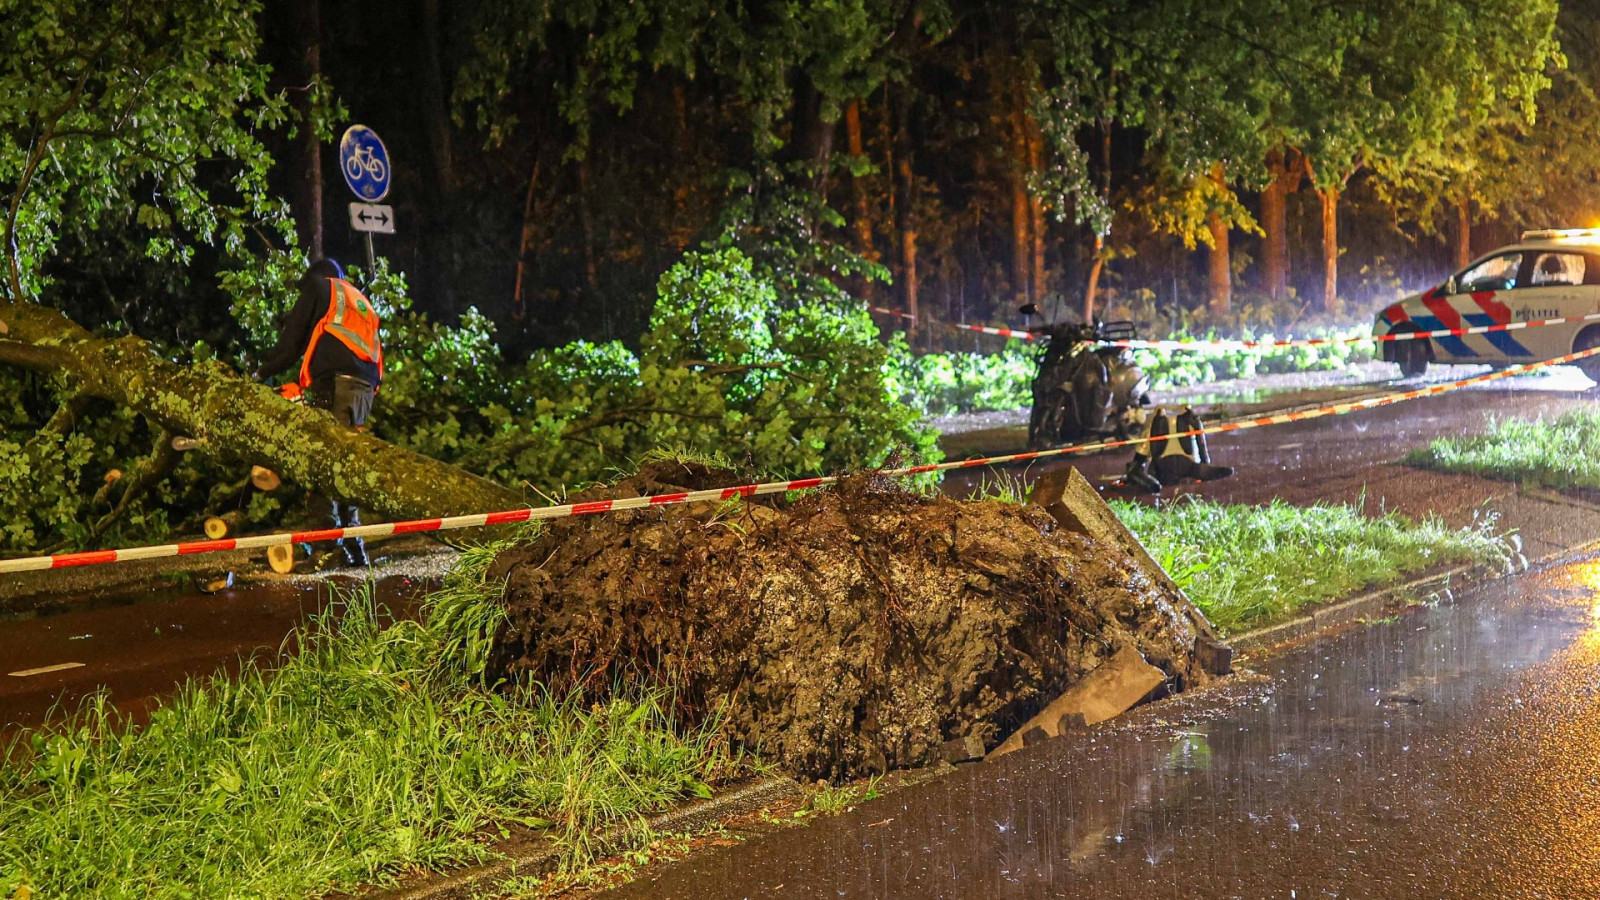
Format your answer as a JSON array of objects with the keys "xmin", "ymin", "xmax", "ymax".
[
  {"xmin": 1123, "ymin": 455, "xmax": 1163, "ymax": 494},
  {"xmin": 341, "ymin": 537, "xmax": 371, "ymax": 568}
]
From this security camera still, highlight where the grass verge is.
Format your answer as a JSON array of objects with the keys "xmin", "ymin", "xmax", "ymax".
[
  {"xmin": 0, "ymin": 543, "xmax": 740, "ymax": 900},
  {"xmin": 1405, "ymin": 407, "xmax": 1600, "ymax": 492},
  {"xmin": 1110, "ymin": 498, "xmax": 1511, "ymax": 634}
]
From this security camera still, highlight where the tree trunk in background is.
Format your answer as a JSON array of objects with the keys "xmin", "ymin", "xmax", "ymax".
[
  {"xmin": 898, "ymin": 151, "xmax": 920, "ymax": 340},
  {"xmin": 1261, "ymin": 150, "xmax": 1287, "ymax": 300},
  {"xmin": 289, "ymin": 0, "xmax": 323, "ymax": 259},
  {"xmin": 844, "ymin": 99, "xmax": 873, "ymax": 260},
  {"xmin": 1319, "ymin": 186, "xmax": 1339, "ymax": 310},
  {"xmin": 1010, "ymin": 99, "xmax": 1031, "ymax": 306},
  {"xmin": 1260, "ymin": 149, "xmax": 1306, "ymax": 300},
  {"xmin": 669, "ymin": 83, "xmax": 692, "ymax": 251},
  {"xmin": 419, "ymin": 0, "xmax": 455, "ymax": 202},
  {"xmin": 1083, "ymin": 238, "xmax": 1104, "ymax": 323},
  {"xmin": 511, "ymin": 159, "xmax": 541, "ymax": 321},
  {"xmin": 0, "ymin": 301, "xmax": 522, "ymax": 521},
  {"xmin": 1082, "ymin": 119, "xmax": 1112, "ymax": 323},
  {"xmin": 1026, "ymin": 114, "xmax": 1046, "ymax": 305},
  {"xmin": 1456, "ymin": 192, "xmax": 1472, "ymax": 269},
  {"xmin": 1207, "ymin": 163, "xmax": 1230, "ymax": 313},
  {"xmin": 577, "ymin": 159, "xmax": 598, "ymax": 294}
]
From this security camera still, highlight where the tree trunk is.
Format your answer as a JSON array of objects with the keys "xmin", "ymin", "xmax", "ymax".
[
  {"xmin": 289, "ymin": 0, "xmax": 323, "ymax": 259},
  {"xmin": 419, "ymin": 0, "xmax": 456, "ymax": 202},
  {"xmin": 1456, "ymin": 192, "xmax": 1472, "ymax": 269},
  {"xmin": 511, "ymin": 159, "xmax": 541, "ymax": 321},
  {"xmin": 897, "ymin": 152, "xmax": 920, "ymax": 339},
  {"xmin": 0, "ymin": 300, "xmax": 521, "ymax": 521},
  {"xmin": 1082, "ymin": 119, "xmax": 1112, "ymax": 323},
  {"xmin": 844, "ymin": 99, "xmax": 873, "ymax": 260},
  {"xmin": 670, "ymin": 84, "xmax": 694, "ymax": 253},
  {"xmin": 1010, "ymin": 99, "xmax": 1031, "ymax": 306},
  {"xmin": 1319, "ymin": 186, "xmax": 1339, "ymax": 311},
  {"xmin": 577, "ymin": 159, "xmax": 599, "ymax": 294},
  {"xmin": 1208, "ymin": 163, "xmax": 1231, "ymax": 313},
  {"xmin": 1261, "ymin": 150, "xmax": 1287, "ymax": 301},
  {"xmin": 1027, "ymin": 117, "xmax": 1046, "ymax": 306}
]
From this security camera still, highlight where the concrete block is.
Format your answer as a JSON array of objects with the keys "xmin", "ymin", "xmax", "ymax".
[
  {"xmin": 987, "ymin": 644, "xmax": 1167, "ymax": 760},
  {"xmin": 1028, "ymin": 467, "xmax": 1219, "ymax": 642}
]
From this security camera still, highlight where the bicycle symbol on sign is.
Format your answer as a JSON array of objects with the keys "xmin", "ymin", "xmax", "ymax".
[{"xmin": 344, "ymin": 145, "xmax": 387, "ymax": 184}]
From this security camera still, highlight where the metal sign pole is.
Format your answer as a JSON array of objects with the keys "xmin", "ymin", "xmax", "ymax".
[{"xmin": 365, "ymin": 231, "xmax": 376, "ymax": 278}]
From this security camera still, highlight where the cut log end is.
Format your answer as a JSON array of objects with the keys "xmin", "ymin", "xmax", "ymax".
[
  {"xmin": 266, "ymin": 543, "xmax": 296, "ymax": 574},
  {"xmin": 250, "ymin": 465, "xmax": 281, "ymax": 492}
]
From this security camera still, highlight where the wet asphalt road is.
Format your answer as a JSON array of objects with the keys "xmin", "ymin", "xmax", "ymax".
[
  {"xmin": 612, "ymin": 554, "xmax": 1600, "ymax": 899},
  {"xmin": 944, "ymin": 364, "xmax": 1596, "ymax": 506},
  {"xmin": 0, "ymin": 575, "xmax": 429, "ymax": 734}
]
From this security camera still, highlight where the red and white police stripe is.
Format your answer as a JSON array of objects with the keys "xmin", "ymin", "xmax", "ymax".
[
  {"xmin": 871, "ymin": 305, "xmax": 1600, "ymax": 350},
  {"xmin": 3, "ymin": 345, "xmax": 1597, "ymax": 575}
]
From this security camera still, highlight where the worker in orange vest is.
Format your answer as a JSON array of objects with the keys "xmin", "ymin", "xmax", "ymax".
[{"xmin": 255, "ymin": 258, "xmax": 384, "ymax": 567}]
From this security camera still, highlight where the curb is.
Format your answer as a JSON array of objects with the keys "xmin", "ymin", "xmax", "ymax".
[
  {"xmin": 364, "ymin": 776, "xmax": 803, "ymax": 900},
  {"xmin": 1229, "ymin": 562, "xmax": 1479, "ymax": 654}
]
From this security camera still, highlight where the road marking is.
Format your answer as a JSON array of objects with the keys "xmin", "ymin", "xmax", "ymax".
[
  {"xmin": 1277, "ymin": 443, "xmax": 1305, "ymax": 450},
  {"xmin": 8, "ymin": 662, "xmax": 86, "ymax": 677}
]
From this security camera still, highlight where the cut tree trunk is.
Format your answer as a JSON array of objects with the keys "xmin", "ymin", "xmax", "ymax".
[
  {"xmin": 1319, "ymin": 186, "xmax": 1339, "ymax": 310},
  {"xmin": 0, "ymin": 300, "xmax": 522, "ymax": 521}
]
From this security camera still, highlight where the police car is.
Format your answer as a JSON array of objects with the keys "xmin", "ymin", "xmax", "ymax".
[{"xmin": 1374, "ymin": 229, "xmax": 1600, "ymax": 379}]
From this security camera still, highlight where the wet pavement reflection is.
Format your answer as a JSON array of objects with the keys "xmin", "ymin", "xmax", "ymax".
[
  {"xmin": 613, "ymin": 555, "xmax": 1600, "ymax": 898},
  {"xmin": 0, "ymin": 574, "xmax": 429, "ymax": 735}
]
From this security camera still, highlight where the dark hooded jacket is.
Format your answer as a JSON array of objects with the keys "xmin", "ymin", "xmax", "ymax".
[{"xmin": 256, "ymin": 259, "xmax": 381, "ymax": 386}]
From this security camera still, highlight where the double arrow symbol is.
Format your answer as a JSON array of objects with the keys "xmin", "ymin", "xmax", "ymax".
[{"xmin": 348, "ymin": 202, "xmax": 396, "ymax": 234}]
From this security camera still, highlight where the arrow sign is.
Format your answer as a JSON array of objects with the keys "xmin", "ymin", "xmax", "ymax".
[{"xmin": 348, "ymin": 202, "xmax": 395, "ymax": 234}]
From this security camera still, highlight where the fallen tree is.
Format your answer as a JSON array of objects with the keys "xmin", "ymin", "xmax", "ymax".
[{"xmin": 0, "ymin": 299, "xmax": 522, "ymax": 523}]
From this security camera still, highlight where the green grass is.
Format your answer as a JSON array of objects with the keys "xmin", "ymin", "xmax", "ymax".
[
  {"xmin": 1109, "ymin": 498, "xmax": 1511, "ymax": 635},
  {"xmin": 1406, "ymin": 407, "xmax": 1600, "ymax": 492},
  {"xmin": 0, "ymin": 544, "xmax": 738, "ymax": 900}
]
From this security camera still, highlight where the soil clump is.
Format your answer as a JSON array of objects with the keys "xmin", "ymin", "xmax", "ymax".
[{"xmin": 485, "ymin": 462, "xmax": 1215, "ymax": 780}]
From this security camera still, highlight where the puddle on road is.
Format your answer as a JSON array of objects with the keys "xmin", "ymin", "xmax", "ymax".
[{"xmin": 611, "ymin": 555, "xmax": 1600, "ymax": 899}]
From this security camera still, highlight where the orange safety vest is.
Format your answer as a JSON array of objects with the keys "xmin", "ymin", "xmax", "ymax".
[{"xmin": 298, "ymin": 277, "xmax": 383, "ymax": 390}]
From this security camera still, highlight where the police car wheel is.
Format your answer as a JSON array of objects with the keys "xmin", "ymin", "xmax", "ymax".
[
  {"xmin": 1395, "ymin": 339, "xmax": 1428, "ymax": 378},
  {"xmin": 1573, "ymin": 325, "xmax": 1600, "ymax": 382}
]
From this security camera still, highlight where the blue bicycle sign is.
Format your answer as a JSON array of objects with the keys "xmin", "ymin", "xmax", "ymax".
[{"xmin": 338, "ymin": 125, "xmax": 391, "ymax": 202}]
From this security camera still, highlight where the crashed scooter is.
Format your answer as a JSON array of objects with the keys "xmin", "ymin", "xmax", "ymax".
[{"xmin": 1023, "ymin": 313, "xmax": 1152, "ymax": 450}]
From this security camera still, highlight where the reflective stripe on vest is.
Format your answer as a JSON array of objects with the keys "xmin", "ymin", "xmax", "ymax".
[{"xmin": 298, "ymin": 278, "xmax": 384, "ymax": 389}]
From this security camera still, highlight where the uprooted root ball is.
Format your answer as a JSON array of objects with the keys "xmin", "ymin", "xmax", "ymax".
[{"xmin": 485, "ymin": 463, "xmax": 1212, "ymax": 781}]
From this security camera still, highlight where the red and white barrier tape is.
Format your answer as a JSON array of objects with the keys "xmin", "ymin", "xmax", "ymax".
[
  {"xmin": 871, "ymin": 304, "xmax": 1600, "ymax": 350},
  {"xmin": 4, "ymin": 345, "xmax": 1596, "ymax": 575}
]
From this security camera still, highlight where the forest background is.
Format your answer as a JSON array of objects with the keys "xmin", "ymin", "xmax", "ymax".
[{"xmin": 0, "ymin": 0, "xmax": 1592, "ymax": 551}]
